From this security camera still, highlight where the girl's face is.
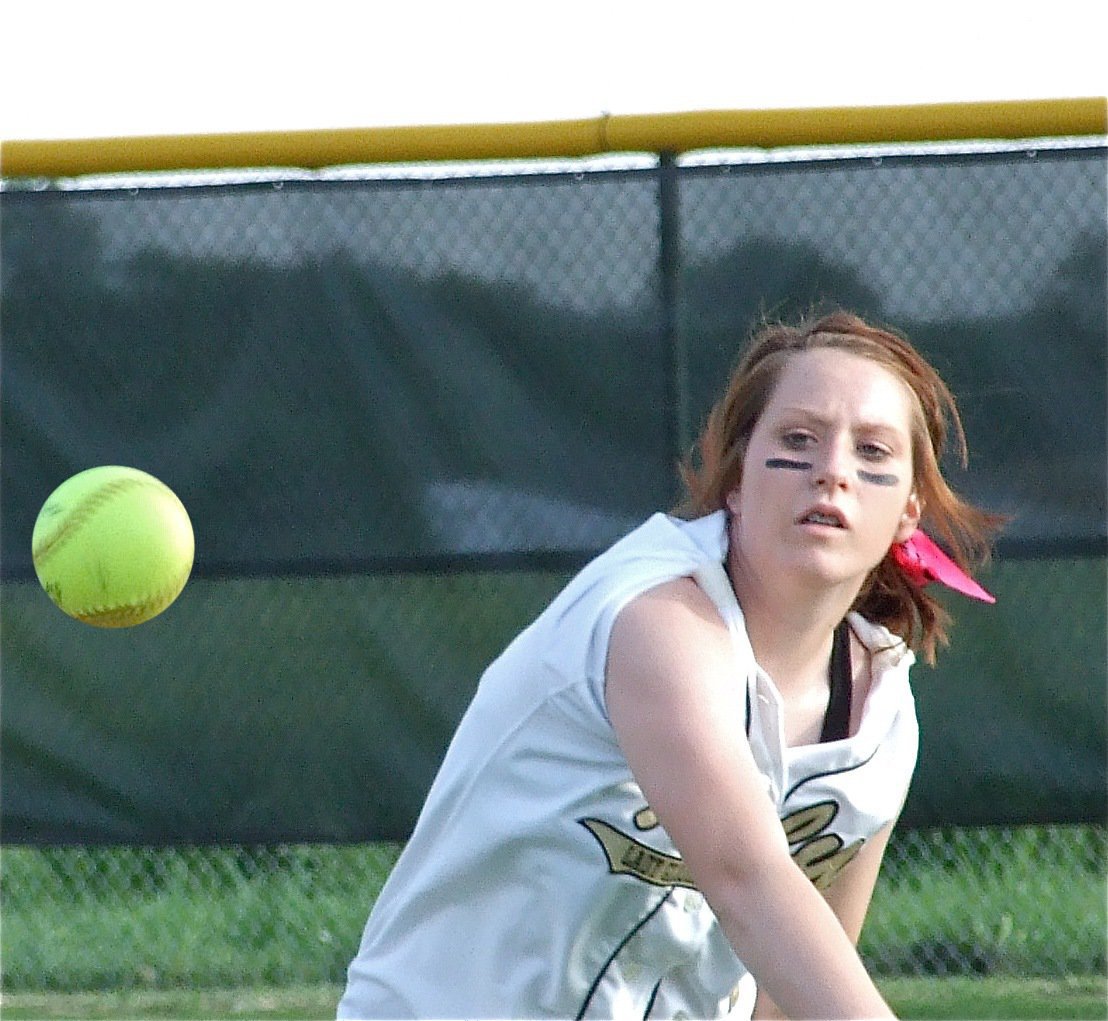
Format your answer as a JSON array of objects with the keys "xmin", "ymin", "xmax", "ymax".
[{"xmin": 728, "ymin": 347, "xmax": 922, "ymax": 595}]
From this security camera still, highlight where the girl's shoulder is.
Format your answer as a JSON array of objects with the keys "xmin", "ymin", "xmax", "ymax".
[{"xmin": 847, "ymin": 612, "xmax": 915, "ymax": 672}]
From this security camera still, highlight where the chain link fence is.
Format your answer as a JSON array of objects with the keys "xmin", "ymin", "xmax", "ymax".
[
  {"xmin": 2, "ymin": 137, "xmax": 1105, "ymax": 994},
  {"xmin": 1, "ymin": 828, "xmax": 1103, "ymax": 992}
]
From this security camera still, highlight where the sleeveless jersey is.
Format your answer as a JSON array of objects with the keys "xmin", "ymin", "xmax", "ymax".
[{"xmin": 338, "ymin": 511, "xmax": 919, "ymax": 1019}]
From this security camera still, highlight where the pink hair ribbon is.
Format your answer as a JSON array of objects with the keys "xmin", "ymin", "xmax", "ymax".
[{"xmin": 891, "ymin": 529, "xmax": 996, "ymax": 604}]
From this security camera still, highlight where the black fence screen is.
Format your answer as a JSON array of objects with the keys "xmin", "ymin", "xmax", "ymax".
[{"xmin": 2, "ymin": 141, "xmax": 1105, "ymax": 844}]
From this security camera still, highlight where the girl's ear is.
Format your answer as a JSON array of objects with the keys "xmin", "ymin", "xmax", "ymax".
[
  {"xmin": 895, "ymin": 492, "xmax": 922, "ymax": 544},
  {"xmin": 725, "ymin": 486, "xmax": 742, "ymax": 516}
]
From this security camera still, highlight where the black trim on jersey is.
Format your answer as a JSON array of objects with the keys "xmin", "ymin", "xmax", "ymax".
[
  {"xmin": 643, "ymin": 977, "xmax": 663, "ymax": 1019},
  {"xmin": 745, "ymin": 620, "xmax": 851, "ymax": 743},
  {"xmin": 820, "ymin": 620, "xmax": 853, "ymax": 743},
  {"xmin": 782, "ymin": 744, "xmax": 881, "ymax": 804},
  {"xmin": 575, "ymin": 889, "xmax": 674, "ymax": 1020}
]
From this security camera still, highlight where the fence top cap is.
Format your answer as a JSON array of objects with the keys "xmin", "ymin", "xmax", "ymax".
[{"xmin": 2, "ymin": 97, "xmax": 1105, "ymax": 180}]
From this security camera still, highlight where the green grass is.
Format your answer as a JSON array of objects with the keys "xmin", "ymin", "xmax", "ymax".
[
  {"xmin": 0, "ymin": 984, "xmax": 341, "ymax": 1020},
  {"xmin": 861, "ymin": 826, "xmax": 1107, "ymax": 977},
  {"xmin": 1, "ymin": 829, "xmax": 1103, "ymax": 1006},
  {"xmin": 882, "ymin": 975, "xmax": 1107, "ymax": 1020},
  {"xmin": 0, "ymin": 844, "xmax": 403, "ymax": 992},
  {"xmin": 1, "ymin": 977, "xmax": 1104, "ymax": 1020}
]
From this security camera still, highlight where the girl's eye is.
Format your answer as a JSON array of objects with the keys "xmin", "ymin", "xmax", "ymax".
[
  {"xmin": 858, "ymin": 442, "xmax": 891, "ymax": 461},
  {"xmin": 782, "ymin": 431, "xmax": 814, "ymax": 451}
]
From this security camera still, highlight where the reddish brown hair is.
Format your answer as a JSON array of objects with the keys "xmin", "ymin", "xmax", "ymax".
[{"xmin": 677, "ymin": 311, "xmax": 1005, "ymax": 663}]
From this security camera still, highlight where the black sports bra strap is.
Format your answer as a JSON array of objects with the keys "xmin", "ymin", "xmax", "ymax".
[{"xmin": 820, "ymin": 620, "xmax": 854, "ymax": 743}]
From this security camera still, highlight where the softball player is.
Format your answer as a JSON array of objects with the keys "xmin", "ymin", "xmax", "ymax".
[{"xmin": 338, "ymin": 311, "xmax": 1001, "ymax": 1019}]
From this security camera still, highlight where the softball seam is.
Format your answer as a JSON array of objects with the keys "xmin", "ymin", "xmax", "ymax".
[
  {"xmin": 33, "ymin": 474, "xmax": 177, "ymax": 567},
  {"xmin": 71, "ymin": 564, "xmax": 193, "ymax": 627}
]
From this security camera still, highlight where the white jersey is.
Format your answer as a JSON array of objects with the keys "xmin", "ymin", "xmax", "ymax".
[{"xmin": 338, "ymin": 512, "xmax": 918, "ymax": 1020}]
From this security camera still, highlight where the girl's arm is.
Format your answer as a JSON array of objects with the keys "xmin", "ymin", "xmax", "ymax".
[
  {"xmin": 821, "ymin": 819, "xmax": 897, "ymax": 943},
  {"xmin": 753, "ymin": 821, "xmax": 898, "ymax": 1018},
  {"xmin": 605, "ymin": 578, "xmax": 895, "ymax": 1020}
]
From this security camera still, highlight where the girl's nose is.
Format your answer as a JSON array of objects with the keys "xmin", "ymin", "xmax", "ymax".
[{"xmin": 812, "ymin": 444, "xmax": 851, "ymax": 490}]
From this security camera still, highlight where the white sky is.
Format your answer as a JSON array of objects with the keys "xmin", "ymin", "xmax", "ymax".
[{"xmin": 2, "ymin": 0, "xmax": 1106, "ymax": 142}]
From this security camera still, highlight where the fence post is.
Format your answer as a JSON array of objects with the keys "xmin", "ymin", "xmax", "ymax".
[{"xmin": 658, "ymin": 151, "xmax": 688, "ymax": 501}]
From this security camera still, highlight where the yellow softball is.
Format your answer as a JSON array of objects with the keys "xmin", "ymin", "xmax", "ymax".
[{"xmin": 31, "ymin": 466, "xmax": 195, "ymax": 628}]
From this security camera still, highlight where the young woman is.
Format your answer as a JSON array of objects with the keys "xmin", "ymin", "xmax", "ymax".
[{"xmin": 338, "ymin": 311, "xmax": 1001, "ymax": 1020}]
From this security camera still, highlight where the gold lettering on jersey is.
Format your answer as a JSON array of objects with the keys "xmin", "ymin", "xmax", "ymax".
[
  {"xmin": 782, "ymin": 800, "xmax": 864, "ymax": 890},
  {"xmin": 782, "ymin": 802, "xmax": 838, "ymax": 842},
  {"xmin": 633, "ymin": 807, "xmax": 658, "ymax": 830},
  {"xmin": 580, "ymin": 818, "xmax": 696, "ymax": 889},
  {"xmin": 583, "ymin": 799, "xmax": 863, "ymax": 892}
]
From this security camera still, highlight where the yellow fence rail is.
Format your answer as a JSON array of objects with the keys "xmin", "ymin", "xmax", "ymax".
[{"xmin": 2, "ymin": 97, "xmax": 1105, "ymax": 179}]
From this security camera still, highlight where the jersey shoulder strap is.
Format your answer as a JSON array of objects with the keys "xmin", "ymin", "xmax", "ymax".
[{"xmin": 820, "ymin": 620, "xmax": 853, "ymax": 743}]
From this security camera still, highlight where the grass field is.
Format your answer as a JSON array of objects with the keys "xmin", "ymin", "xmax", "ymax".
[
  {"xmin": 2, "ymin": 976, "xmax": 1105, "ymax": 1020},
  {"xmin": 3, "ymin": 829, "xmax": 1103, "ymax": 993},
  {"xmin": 2, "ymin": 829, "xmax": 1104, "ymax": 1021}
]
